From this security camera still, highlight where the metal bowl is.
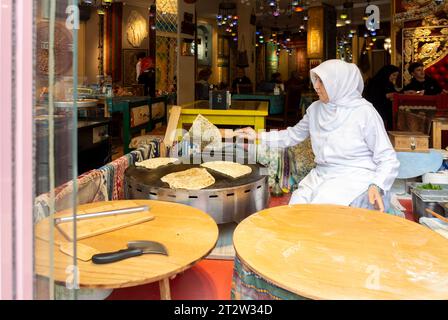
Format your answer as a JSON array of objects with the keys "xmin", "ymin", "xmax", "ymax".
[{"xmin": 54, "ymin": 99, "xmax": 99, "ymax": 109}]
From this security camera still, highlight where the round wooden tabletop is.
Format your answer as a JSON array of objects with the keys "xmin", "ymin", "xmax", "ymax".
[
  {"xmin": 233, "ymin": 204, "xmax": 448, "ymax": 300},
  {"xmin": 35, "ymin": 200, "xmax": 219, "ymax": 289}
]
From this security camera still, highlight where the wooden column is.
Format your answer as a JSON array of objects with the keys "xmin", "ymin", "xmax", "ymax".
[
  {"xmin": 98, "ymin": 11, "xmax": 105, "ymax": 76},
  {"xmin": 148, "ymin": 4, "xmax": 156, "ymax": 97},
  {"xmin": 307, "ymin": 4, "xmax": 336, "ymax": 67},
  {"xmin": 105, "ymin": 2, "xmax": 123, "ymax": 82},
  {"xmin": 177, "ymin": 0, "xmax": 196, "ymax": 104}
]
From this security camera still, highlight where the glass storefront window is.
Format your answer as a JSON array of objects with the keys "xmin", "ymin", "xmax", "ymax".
[{"xmin": 33, "ymin": 0, "xmax": 80, "ymax": 300}]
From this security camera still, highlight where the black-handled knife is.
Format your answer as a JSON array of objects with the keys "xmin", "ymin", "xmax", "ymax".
[
  {"xmin": 92, "ymin": 248, "xmax": 144, "ymax": 264},
  {"xmin": 92, "ymin": 241, "xmax": 168, "ymax": 264}
]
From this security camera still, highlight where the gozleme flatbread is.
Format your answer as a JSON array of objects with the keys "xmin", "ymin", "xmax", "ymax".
[
  {"xmin": 135, "ymin": 158, "xmax": 179, "ymax": 170},
  {"xmin": 183, "ymin": 114, "xmax": 223, "ymax": 151},
  {"xmin": 161, "ymin": 168, "xmax": 215, "ymax": 190},
  {"xmin": 201, "ymin": 161, "xmax": 252, "ymax": 179}
]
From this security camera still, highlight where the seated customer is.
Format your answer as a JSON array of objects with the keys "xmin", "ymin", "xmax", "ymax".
[
  {"xmin": 257, "ymin": 72, "xmax": 284, "ymax": 93},
  {"xmin": 232, "ymin": 68, "xmax": 252, "ymax": 93},
  {"xmin": 195, "ymin": 68, "xmax": 212, "ymax": 100},
  {"xmin": 403, "ymin": 62, "xmax": 447, "ymax": 95},
  {"xmin": 138, "ymin": 57, "xmax": 156, "ymax": 97},
  {"xmin": 285, "ymin": 71, "xmax": 305, "ymax": 91}
]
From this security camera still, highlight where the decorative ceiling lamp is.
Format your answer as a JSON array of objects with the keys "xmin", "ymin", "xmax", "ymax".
[
  {"xmin": 341, "ymin": 1, "xmax": 353, "ymax": 24},
  {"xmin": 293, "ymin": 0, "xmax": 304, "ymax": 12},
  {"xmin": 216, "ymin": 1, "xmax": 238, "ymax": 40},
  {"xmin": 272, "ymin": 0, "xmax": 281, "ymax": 17}
]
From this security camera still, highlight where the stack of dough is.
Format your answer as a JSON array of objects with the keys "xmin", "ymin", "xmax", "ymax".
[
  {"xmin": 201, "ymin": 161, "xmax": 252, "ymax": 179},
  {"xmin": 184, "ymin": 114, "xmax": 223, "ymax": 151},
  {"xmin": 135, "ymin": 158, "xmax": 179, "ymax": 170},
  {"xmin": 161, "ymin": 168, "xmax": 216, "ymax": 190}
]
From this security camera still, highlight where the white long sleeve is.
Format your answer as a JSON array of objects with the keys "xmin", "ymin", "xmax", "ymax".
[
  {"xmin": 363, "ymin": 110, "xmax": 400, "ymax": 192},
  {"xmin": 260, "ymin": 113, "xmax": 310, "ymax": 149}
]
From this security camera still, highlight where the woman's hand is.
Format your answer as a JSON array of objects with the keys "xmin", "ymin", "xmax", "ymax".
[
  {"xmin": 368, "ymin": 185, "xmax": 385, "ymax": 212},
  {"xmin": 234, "ymin": 127, "xmax": 258, "ymax": 140}
]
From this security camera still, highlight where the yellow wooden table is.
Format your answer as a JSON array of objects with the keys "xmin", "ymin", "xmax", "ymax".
[
  {"xmin": 178, "ymin": 100, "xmax": 269, "ymax": 136},
  {"xmin": 431, "ymin": 118, "xmax": 448, "ymax": 149},
  {"xmin": 35, "ymin": 200, "xmax": 219, "ymax": 300},
  {"xmin": 233, "ymin": 204, "xmax": 448, "ymax": 300}
]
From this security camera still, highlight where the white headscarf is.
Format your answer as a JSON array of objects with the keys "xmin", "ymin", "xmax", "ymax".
[{"xmin": 310, "ymin": 59, "xmax": 372, "ymax": 132}]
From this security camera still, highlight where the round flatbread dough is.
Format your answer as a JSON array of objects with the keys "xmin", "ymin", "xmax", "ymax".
[
  {"xmin": 161, "ymin": 168, "xmax": 216, "ymax": 190},
  {"xmin": 201, "ymin": 161, "xmax": 252, "ymax": 179},
  {"xmin": 135, "ymin": 158, "xmax": 179, "ymax": 170}
]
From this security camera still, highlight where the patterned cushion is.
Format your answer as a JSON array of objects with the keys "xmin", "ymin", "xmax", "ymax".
[
  {"xmin": 288, "ymin": 138, "xmax": 316, "ymax": 185},
  {"xmin": 232, "ymin": 256, "xmax": 307, "ymax": 300},
  {"xmin": 129, "ymin": 135, "xmax": 164, "ymax": 150}
]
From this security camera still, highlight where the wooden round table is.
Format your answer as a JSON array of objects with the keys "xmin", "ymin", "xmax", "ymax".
[
  {"xmin": 35, "ymin": 200, "xmax": 219, "ymax": 300},
  {"xmin": 233, "ymin": 205, "xmax": 448, "ymax": 300}
]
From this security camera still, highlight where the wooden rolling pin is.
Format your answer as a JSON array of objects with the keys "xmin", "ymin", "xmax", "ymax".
[{"xmin": 425, "ymin": 208, "xmax": 448, "ymax": 223}]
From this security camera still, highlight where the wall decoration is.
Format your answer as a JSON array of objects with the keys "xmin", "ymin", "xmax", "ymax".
[
  {"xmin": 36, "ymin": 21, "xmax": 73, "ymax": 76},
  {"xmin": 307, "ymin": 6, "xmax": 324, "ymax": 59},
  {"xmin": 394, "ymin": 0, "xmax": 444, "ymax": 24},
  {"xmin": 402, "ymin": 23, "xmax": 448, "ymax": 85},
  {"xmin": 126, "ymin": 10, "xmax": 148, "ymax": 48},
  {"xmin": 156, "ymin": 36, "xmax": 177, "ymax": 93},
  {"xmin": 122, "ymin": 49, "xmax": 148, "ymax": 86}
]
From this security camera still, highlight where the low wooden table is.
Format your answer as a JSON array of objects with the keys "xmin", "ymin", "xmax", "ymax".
[
  {"xmin": 432, "ymin": 118, "xmax": 448, "ymax": 149},
  {"xmin": 233, "ymin": 204, "xmax": 448, "ymax": 300},
  {"xmin": 178, "ymin": 100, "xmax": 268, "ymax": 138},
  {"xmin": 35, "ymin": 200, "xmax": 219, "ymax": 300}
]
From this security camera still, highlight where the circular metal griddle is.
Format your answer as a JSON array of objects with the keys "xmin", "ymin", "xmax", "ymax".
[{"xmin": 125, "ymin": 163, "xmax": 270, "ymax": 224}]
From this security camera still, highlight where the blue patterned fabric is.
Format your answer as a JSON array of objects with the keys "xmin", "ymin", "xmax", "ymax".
[{"xmin": 231, "ymin": 256, "xmax": 307, "ymax": 300}]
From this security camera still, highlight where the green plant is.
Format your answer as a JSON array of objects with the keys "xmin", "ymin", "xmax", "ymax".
[{"xmin": 416, "ymin": 183, "xmax": 443, "ymax": 190}]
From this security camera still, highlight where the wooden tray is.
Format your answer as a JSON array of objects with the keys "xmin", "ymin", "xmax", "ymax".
[{"xmin": 35, "ymin": 201, "xmax": 155, "ymax": 243}]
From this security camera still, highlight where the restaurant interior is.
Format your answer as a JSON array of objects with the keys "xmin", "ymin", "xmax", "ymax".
[{"xmin": 28, "ymin": 0, "xmax": 448, "ymax": 300}]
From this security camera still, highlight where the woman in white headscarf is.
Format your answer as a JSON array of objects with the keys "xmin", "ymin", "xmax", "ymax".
[{"xmin": 236, "ymin": 59, "xmax": 400, "ymax": 212}]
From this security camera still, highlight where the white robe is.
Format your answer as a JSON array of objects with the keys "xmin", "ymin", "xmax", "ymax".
[
  {"xmin": 261, "ymin": 102, "xmax": 400, "ymax": 206},
  {"xmin": 260, "ymin": 59, "xmax": 401, "ymax": 207}
]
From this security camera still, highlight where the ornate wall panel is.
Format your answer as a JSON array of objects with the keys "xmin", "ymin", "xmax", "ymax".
[{"xmin": 402, "ymin": 16, "xmax": 448, "ymax": 85}]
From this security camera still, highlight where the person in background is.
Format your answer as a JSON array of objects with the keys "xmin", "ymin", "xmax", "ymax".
[
  {"xmin": 363, "ymin": 65, "xmax": 400, "ymax": 131},
  {"xmin": 195, "ymin": 68, "xmax": 212, "ymax": 100},
  {"xmin": 136, "ymin": 52, "xmax": 146, "ymax": 83},
  {"xmin": 232, "ymin": 68, "xmax": 252, "ymax": 93},
  {"xmin": 271, "ymin": 72, "xmax": 283, "ymax": 85},
  {"xmin": 236, "ymin": 59, "xmax": 400, "ymax": 213},
  {"xmin": 138, "ymin": 56, "xmax": 156, "ymax": 97},
  {"xmin": 285, "ymin": 71, "xmax": 306, "ymax": 92},
  {"xmin": 257, "ymin": 72, "xmax": 284, "ymax": 93},
  {"xmin": 403, "ymin": 62, "xmax": 447, "ymax": 95}
]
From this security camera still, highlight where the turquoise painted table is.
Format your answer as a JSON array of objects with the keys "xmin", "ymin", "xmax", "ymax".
[
  {"xmin": 106, "ymin": 96, "xmax": 168, "ymax": 154},
  {"xmin": 232, "ymin": 93, "xmax": 285, "ymax": 115}
]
